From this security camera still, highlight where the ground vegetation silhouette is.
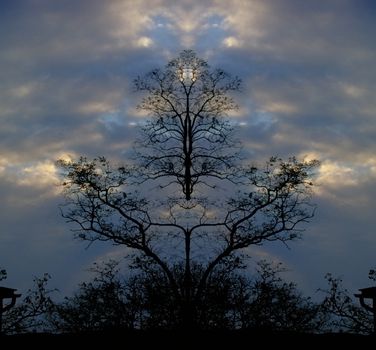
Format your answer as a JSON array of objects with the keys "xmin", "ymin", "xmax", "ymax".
[{"xmin": 47, "ymin": 260, "xmax": 325, "ymax": 332}]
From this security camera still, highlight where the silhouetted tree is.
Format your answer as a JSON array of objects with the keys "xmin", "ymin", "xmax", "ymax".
[
  {"xmin": 134, "ymin": 50, "xmax": 241, "ymax": 200},
  {"xmin": 48, "ymin": 259, "xmax": 325, "ymax": 332},
  {"xmin": 236, "ymin": 261, "xmax": 326, "ymax": 332},
  {"xmin": 2, "ymin": 274, "xmax": 54, "ymax": 334},
  {"xmin": 57, "ymin": 50, "xmax": 318, "ymax": 328},
  {"xmin": 320, "ymin": 274, "xmax": 373, "ymax": 334},
  {"xmin": 47, "ymin": 260, "xmax": 181, "ymax": 332},
  {"xmin": 48, "ymin": 261, "xmax": 137, "ymax": 333}
]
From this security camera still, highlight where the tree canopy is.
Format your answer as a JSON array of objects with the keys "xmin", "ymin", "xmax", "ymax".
[{"xmin": 57, "ymin": 50, "xmax": 319, "ymax": 328}]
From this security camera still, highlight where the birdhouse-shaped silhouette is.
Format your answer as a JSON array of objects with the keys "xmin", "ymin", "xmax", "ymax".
[
  {"xmin": 0, "ymin": 286, "xmax": 22, "ymax": 333},
  {"xmin": 356, "ymin": 287, "xmax": 376, "ymax": 299},
  {"xmin": 0, "ymin": 287, "xmax": 21, "ymax": 300},
  {"xmin": 0, "ymin": 287, "xmax": 21, "ymax": 311},
  {"xmin": 354, "ymin": 286, "xmax": 376, "ymax": 333}
]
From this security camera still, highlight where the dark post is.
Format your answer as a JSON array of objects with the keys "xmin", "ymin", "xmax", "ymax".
[
  {"xmin": 374, "ymin": 297, "xmax": 376, "ymax": 335},
  {"xmin": 0, "ymin": 297, "xmax": 3, "ymax": 336}
]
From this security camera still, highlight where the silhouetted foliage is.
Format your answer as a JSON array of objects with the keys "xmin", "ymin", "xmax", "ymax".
[
  {"xmin": 320, "ymin": 274, "xmax": 373, "ymax": 334},
  {"xmin": 48, "ymin": 261, "xmax": 136, "ymax": 333},
  {"xmin": 47, "ymin": 259, "xmax": 326, "ymax": 332},
  {"xmin": 233, "ymin": 261, "xmax": 326, "ymax": 332},
  {"xmin": 2, "ymin": 274, "xmax": 54, "ymax": 334},
  {"xmin": 57, "ymin": 51, "xmax": 319, "ymax": 328},
  {"xmin": 0, "ymin": 268, "xmax": 6, "ymax": 281},
  {"xmin": 368, "ymin": 268, "xmax": 376, "ymax": 282}
]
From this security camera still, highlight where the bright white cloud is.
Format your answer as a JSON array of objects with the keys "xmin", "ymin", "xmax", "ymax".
[
  {"xmin": 135, "ymin": 36, "xmax": 154, "ymax": 48},
  {"xmin": 317, "ymin": 161, "xmax": 358, "ymax": 189},
  {"xmin": 18, "ymin": 161, "xmax": 59, "ymax": 188},
  {"xmin": 0, "ymin": 152, "xmax": 77, "ymax": 199},
  {"xmin": 223, "ymin": 36, "xmax": 242, "ymax": 48}
]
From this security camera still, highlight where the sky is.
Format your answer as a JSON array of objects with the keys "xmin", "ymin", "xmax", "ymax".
[{"xmin": 1, "ymin": 0, "xmax": 376, "ymax": 299}]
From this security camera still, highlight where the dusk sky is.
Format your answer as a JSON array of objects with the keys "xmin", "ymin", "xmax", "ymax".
[{"xmin": 1, "ymin": 0, "xmax": 376, "ymax": 298}]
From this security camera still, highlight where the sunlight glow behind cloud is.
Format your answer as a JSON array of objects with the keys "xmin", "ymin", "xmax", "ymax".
[{"xmin": 0, "ymin": 0, "xmax": 375, "ymax": 297}]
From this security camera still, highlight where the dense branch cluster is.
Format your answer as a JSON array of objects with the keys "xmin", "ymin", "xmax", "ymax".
[
  {"xmin": 57, "ymin": 51, "xmax": 319, "ymax": 328},
  {"xmin": 134, "ymin": 50, "xmax": 241, "ymax": 199}
]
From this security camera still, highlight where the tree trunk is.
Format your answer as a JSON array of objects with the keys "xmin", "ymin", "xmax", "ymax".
[{"xmin": 181, "ymin": 230, "xmax": 197, "ymax": 328}]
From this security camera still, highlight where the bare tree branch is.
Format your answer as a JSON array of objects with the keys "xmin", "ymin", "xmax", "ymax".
[
  {"xmin": 57, "ymin": 51, "xmax": 319, "ymax": 328},
  {"xmin": 134, "ymin": 50, "xmax": 241, "ymax": 200}
]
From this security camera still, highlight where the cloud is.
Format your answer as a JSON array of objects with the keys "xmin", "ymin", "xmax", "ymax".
[
  {"xmin": 213, "ymin": 0, "xmax": 376, "ymax": 65},
  {"xmin": 0, "ymin": 0, "xmax": 376, "ymax": 299},
  {"xmin": 223, "ymin": 36, "xmax": 243, "ymax": 48}
]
